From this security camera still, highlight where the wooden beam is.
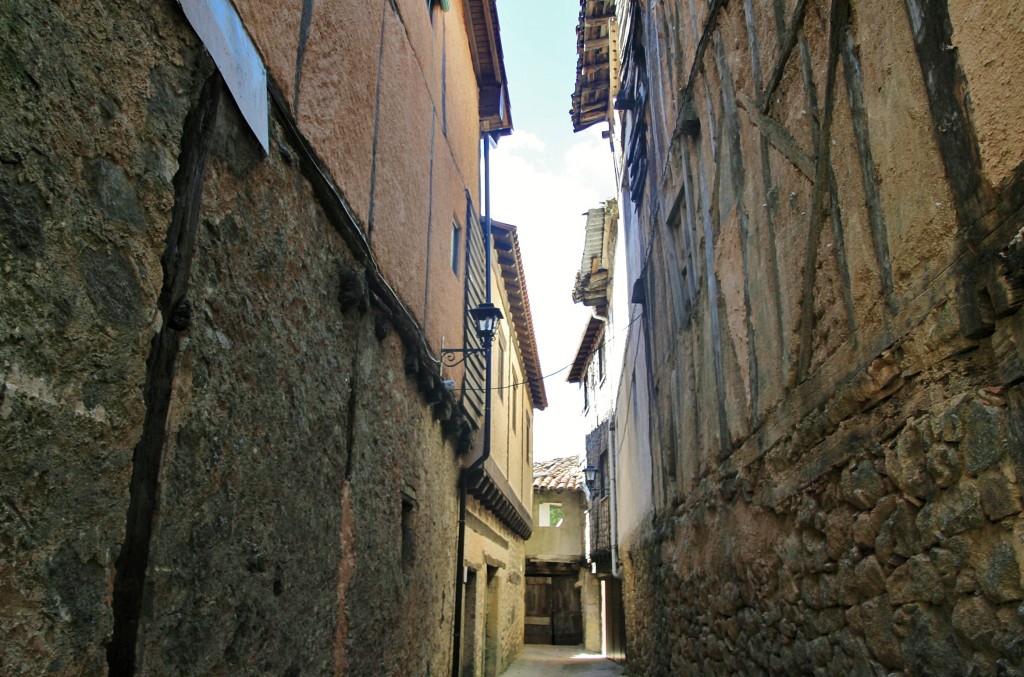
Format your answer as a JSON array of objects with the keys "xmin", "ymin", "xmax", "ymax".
[
  {"xmin": 737, "ymin": 92, "xmax": 814, "ymax": 180},
  {"xmin": 463, "ymin": 0, "xmax": 482, "ymax": 83},
  {"xmin": 481, "ymin": 0, "xmax": 501, "ymax": 84}
]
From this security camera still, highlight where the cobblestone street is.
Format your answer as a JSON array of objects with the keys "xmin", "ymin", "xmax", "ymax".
[{"xmin": 502, "ymin": 646, "xmax": 625, "ymax": 676}]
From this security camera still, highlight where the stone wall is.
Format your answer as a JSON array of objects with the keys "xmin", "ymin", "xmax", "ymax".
[
  {"xmin": 580, "ymin": 568, "xmax": 603, "ymax": 654},
  {"xmin": 1, "ymin": 0, "xmax": 487, "ymax": 674},
  {"xmin": 464, "ymin": 498, "xmax": 526, "ymax": 677},
  {"xmin": 622, "ymin": 353, "xmax": 1024, "ymax": 674},
  {"xmin": 613, "ymin": 0, "xmax": 1024, "ymax": 673}
]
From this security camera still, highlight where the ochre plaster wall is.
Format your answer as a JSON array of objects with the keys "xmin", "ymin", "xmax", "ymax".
[
  {"xmin": 616, "ymin": 0, "xmax": 1024, "ymax": 673},
  {"xmin": 526, "ymin": 489, "xmax": 586, "ymax": 563}
]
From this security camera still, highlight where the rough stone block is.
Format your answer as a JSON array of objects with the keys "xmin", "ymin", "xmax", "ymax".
[
  {"xmin": 841, "ymin": 459, "xmax": 886, "ymax": 510},
  {"xmin": 952, "ymin": 595, "xmax": 999, "ymax": 650},
  {"xmin": 852, "ymin": 514, "xmax": 877, "ymax": 549},
  {"xmin": 978, "ymin": 469, "xmax": 1023, "ymax": 521},
  {"xmin": 959, "ymin": 398, "xmax": 1011, "ymax": 476},
  {"xmin": 809, "ymin": 636, "xmax": 832, "ymax": 666},
  {"xmin": 813, "ymin": 607, "xmax": 846, "ymax": 636},
  {"xmin": 974, "ymin": 535, "xmax": 1024, "ymax": 603},
  {"xmin": 900, "ymin": 605, "xmax": 966, "ymax": 675},
  {"xmin": 956, "ymin": 567, "xmax": 979, "ymax": 595},
  {"xmin": 800, "ymin": 528, "xmax": 830, "ymax": 573},
  {"xmin": 887, "ymin": 554, "xmax": 943, "ymax": 605},
  {"xmin": 930, "ymin": 546, "xmax": 966, "ymax": 588},
  {"xmin": 916, "ymin": 481, "xmax": 983, "ymax": 545},
  {"xmin": 888, "ymin": 418, "xmax": 935, "ymax": 498},
  {"xmin": 926, "ymin": 442, "xmax": 963, "ymax": 489},
  {"xmin": 876, "ymin": 500, "xmax": 922, "ymax": 563},
  {"xmin": 931, "ymin": 395, "xmax": 968, "ymax": 443},
  {"xmin": 857, "ymin": 595, "xmax": 903, "ymax": 669},
  {"xmin": 850, "ymin": 555, "xmax": 886, "ymax": 600},
  {"xmin": 825, "ymin": 507, "xmax": 855, "ymax": 561}
]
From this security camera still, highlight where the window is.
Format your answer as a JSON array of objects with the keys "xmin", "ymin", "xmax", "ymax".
[
  {"xmin": 538, "ymin": 502, "xmax": 564, "ymax": 528},
  {"xmin": 597, "ymin": 341, "xmax": 606, "ymax": 383},
  {"xmin": 450, "ymin": 221, "xmax": 460, "ymax": 274}
]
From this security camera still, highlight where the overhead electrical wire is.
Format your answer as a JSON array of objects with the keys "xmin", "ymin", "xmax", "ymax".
[{"xmin": 451, "ymin": 308, "xmax": 645, "ymax": 393}]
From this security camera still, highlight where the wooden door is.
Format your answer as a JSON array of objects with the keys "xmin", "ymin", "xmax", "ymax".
[
  {"xmin": 524, "ymin": 576, "xmax": 552, "ymax": 644},
  {"xmin": 551, "ymin": 575, "xmax": 583, "ymax": 645},
  {"xmin": 603, "ymin": 577, "xmax": 627, "ymax": 662}
]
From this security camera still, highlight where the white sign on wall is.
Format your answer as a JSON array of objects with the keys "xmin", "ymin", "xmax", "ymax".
[{"xmin": 179, "ymin": 0, "xmax": 269, "ymax": 153}]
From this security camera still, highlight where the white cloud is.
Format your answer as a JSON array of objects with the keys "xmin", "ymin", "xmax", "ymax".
[
  {"xmin": 488, "ymin": 125, "xmax": 619, "ymax": 461},
  {"xmin": 499, "ymin": 129, "xmax": 547, "ymax": 154}
]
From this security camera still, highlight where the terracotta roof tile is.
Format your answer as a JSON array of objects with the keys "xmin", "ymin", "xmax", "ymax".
[{"xmin": 533, "ymin": 456, "xmax": 584, "ymax": 492}]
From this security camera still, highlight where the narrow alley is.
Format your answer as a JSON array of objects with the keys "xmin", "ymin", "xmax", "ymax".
[
  {"xmin": 502, "ymin": 646, "xmax": 625, "ymax": 677},
  {"xmin": 2, "ymin": 0, "xmax": 1023, "ymax": 675}
]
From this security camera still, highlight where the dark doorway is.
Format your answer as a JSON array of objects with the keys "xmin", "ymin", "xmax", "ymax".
[
  {"xmin": 602, "ymin": 578, "xmax": 626, "ymax": 662},
  {"xmin": 461, "ymin": 569, "xmax": 478, "ymax": 676},
  {"xmin": 484, "ymin": 565, "xmax": 500, "ymax": 676},
  {"xmin": 524, "ymin": 574, "xmax": 582, "ymax": 645}
]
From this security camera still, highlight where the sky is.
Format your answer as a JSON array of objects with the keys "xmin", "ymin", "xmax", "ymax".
[{"xmin": 489, "ymin": 1, "xmax": 621, "ymax": 462}]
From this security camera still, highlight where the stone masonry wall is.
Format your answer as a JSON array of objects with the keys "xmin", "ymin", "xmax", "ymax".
[
  {"xmin": 1, "ymin": 0, "xmax": 479, "ymax": 674},
  {"xmin": 615, "ymin": 0, "xmax": 1024, "ymax": 674},
  {"xmin": 464, "ymin": 498, "xmax": 526, "ymax": 677},
  {"xmin": 623, "ymin": 347, "xmax": 1024, "ymax": 674},
  {"xmin": 1, "ymin": 1, "xmax": 208, "ymax": 672}
]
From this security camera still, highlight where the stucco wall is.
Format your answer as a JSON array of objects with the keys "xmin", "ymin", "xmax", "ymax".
[
  {"xmin": 615, "ymin": 0, "xmax": 1024, "ymax": 673},
  {"xmin": 526, "ymin": 489, "xmax": 586, "ymax": 562}
]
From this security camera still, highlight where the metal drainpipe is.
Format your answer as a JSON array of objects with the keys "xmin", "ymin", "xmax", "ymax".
[
  {"xmin": 451, "ymin": 132, "xmax": 496, "ymax": 677},
  {"xmin": 608, "ymin": 418, "xmax": 622, "ymax": 579},
  {"xmin": 451, "ymin": 474, "xmax": 468, "ymax": 677}
]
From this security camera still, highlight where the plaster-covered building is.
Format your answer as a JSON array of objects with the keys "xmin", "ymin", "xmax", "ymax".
[
  {"xmin": 0, "ymin": 0, "xmax": 535, "ymax": 674},
  {"xmin": 566, "ymin": 198, "xmax": 628, "ymax": 662},
  {"xmin": 456, "ymin": 220, "xmax": 546, "ymax": 677},
  {"xmin": 573, "ymin": 0, "xmax": 1024, "ymax": 673},
  {"xmin": 525, "ymin": 456, "xmax": 600, "ymax": 652}
]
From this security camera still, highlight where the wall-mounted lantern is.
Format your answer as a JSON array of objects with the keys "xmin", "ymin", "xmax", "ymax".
[{"xmin": 441, "ymin": 302, "xmax": 504, "ymax": 366}]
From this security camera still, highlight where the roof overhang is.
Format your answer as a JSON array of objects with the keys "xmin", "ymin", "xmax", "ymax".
[
  {"xmin": 572, "ymin": 200, "xmax": 618, "ymax": 316},
  {"xmin": 570, "ymin": 0, "xmax": 619, "ymax": 132},
  {"xmin": 568, "ymin": 316, "xmax": 606, "ymax": 383},
  {"xmin": 465, "ymin": 0, "xmax": 513, "ymax": 136},
  {"xmin": 492, "ymin": 221, "xmax": 547, "ymax": 409},
  {"xmin": 466, "ymin": 456, "xmax": 532, "ymax": 539}
]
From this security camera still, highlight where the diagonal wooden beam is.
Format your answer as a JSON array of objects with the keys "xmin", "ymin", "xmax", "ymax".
[
  {"xmin": 797, "ymin": 0, "xmax": 849, "ymax": 382},
  {"xmin": 737, "ymin": 92, "xmax": 815, "ymax": 180},
  {"xmin": 762, "ymin": 0, "xmax": 809, "ymax": 114}
]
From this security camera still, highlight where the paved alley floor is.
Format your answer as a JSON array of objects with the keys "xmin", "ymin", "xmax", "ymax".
[{"xmin": 502, "ymin": 645, "xmax": 626, "ymax": 676}]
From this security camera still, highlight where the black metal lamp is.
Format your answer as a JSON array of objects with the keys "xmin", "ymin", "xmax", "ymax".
[
  {"xmin": 468, "ymin": 302, "xmax": 503, "ymax": 345},
  {"xmin": 583, "ymin": 465, "xmax": 598, "ymax": 488},
  {"xmin": 441, "ymin": 302, "xmax": 504, "ymax": 367}
]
